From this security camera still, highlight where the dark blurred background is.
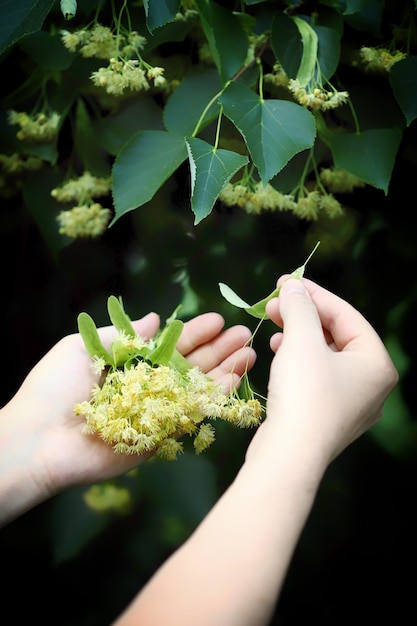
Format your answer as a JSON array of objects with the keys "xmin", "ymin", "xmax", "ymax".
[
  {"xmin": 1, "ymin": 127, "xmax": 417, "ymax": 623},
  {"xmin": 1, "ymin": 0, "xmax": 417, "ymax": 623}
]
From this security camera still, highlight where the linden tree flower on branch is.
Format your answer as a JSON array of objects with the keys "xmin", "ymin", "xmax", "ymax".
[{"xmin": 1, "ymin": 0, "xmax": 416, "ymax": 243}]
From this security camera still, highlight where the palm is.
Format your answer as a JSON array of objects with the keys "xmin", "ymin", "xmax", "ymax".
[{"xmin": 18, "ymin": 312, "xmax": 255, "ymax": 493}]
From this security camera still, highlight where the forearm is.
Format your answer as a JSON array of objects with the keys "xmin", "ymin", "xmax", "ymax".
[{"xmin": 113, "ymin": 443, "xmax": 324, "ymax": 626}]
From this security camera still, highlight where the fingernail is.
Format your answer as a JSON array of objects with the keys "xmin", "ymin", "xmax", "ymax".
[{"xmin": 281, "ymin": 278, "xmax": 306, "ymax": 295}]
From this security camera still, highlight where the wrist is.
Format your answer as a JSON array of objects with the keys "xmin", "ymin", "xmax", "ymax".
[
  {"xmin": 244, "ymin": 417, "xmax": 329, "ymax": 490},
  {"xmin": 0, "ymin": 399, "xmax": 55, "ymax": 527}
]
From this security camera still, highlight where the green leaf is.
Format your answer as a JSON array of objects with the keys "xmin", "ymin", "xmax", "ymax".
[
  {"xmin": 74, "ymin": 98, "xmax": 109, "ymax": 176},
  {"xmin": 390, "ymin": 56, "xmax": 417, "ymax": 127},
  {"xmin": 112, "ymin": 130, "xmax": 187, "ymax": 225},
  {"xmin": 23, "ymin": 167, "xmax": 71, "ymax": 260},
  {"xmin": 186, "ymin": 137, "xmax": 248, "ymax": 225},
  {"xmin": 148, "ymin": 319, "xmax": 185, "ymax": 366},
  {"xmin": 344, "ymin": 0, "xmax": 383, "ymax": 38},
  {"xmin": 271, "ymin": 14, "xmax": 341, "ymax": 85},
  {"xmin": 219, "ymin": 281, "xmax": 278, "ymax": 319},
  {"xmin": 107, "ymin": 296, "xmax": 136, "ymax": 337},
  {"xmin": 314, "ymin": 25, "xmax": 341, "ymax": 82},
  {"xmin": 0, "ymin": 0, "xmax": 56, "ymax": 57},
  {"xmin": 218, "ymin": 284, "xmax": 251, "ymax": 309},
  {"xmin": 328, "ymin": 128, "xmax": 402, "ymax": 194},
  {"xmin": 344, "ymin": 0, "xmax": 368, "ymax": 15},
  {"xmin": 143, "ymin": 0, "xmax": 181, "ymax": 32},
  {"xmin": 164, "ymin": 69, "xmax": 222, "ymax": 137},
  {"xmin": 271, "ymin": 11, "xmax": 303, "ymax": 79},
  {"xmin": 18, "ymin": 31, "xmax": 74, "ymax": 71},
  {"xmin": 292, "ymin": 16, "xmax": 318, "ymax": 87},
  {"xmin": 220, "ymin": 82, "xmax": 316, "ymax": 183},
  {"xmin": 94, "ymin": 97, "xmax": 164, "ymax": 156},
  {"xmin": 169, "ymin": 349, "xmax": 193, "ymax": 375},
  {"xmin": 77, "ymin": 312, "xmax": 114, "ymax": 364},
  {"xmin": 194, "ymin": 0, "xmax": 249, "ymax": 83}
]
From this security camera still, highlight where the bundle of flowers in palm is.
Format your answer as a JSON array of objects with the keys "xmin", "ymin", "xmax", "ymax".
[{"xmin": 74, "ymin": 296, "xmax": 263, "ymax": 461}]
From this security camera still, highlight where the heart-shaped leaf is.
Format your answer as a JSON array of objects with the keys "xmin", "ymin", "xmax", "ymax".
[
  {"xmin": 112, "ymin": 130, "xmax": 187, "ymax": 224},
  {"xmin": 186, "ymin": 137, "xmax": 248, "ymax": 224},
  {"xmin": 220, "ymin": 82, "xmax": 316, "ymax": 183}
]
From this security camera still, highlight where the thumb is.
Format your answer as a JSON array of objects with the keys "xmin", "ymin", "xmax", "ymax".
[{"xmin": 273, "ymin": 278, "xmax": 323, "ymax": 344}]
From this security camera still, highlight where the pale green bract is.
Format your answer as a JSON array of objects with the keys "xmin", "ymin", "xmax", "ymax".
[
  {"xmin": 219, "ymin": 241, "xmax": 320, "ymax": 319},
  {"xmin": 292, "ymin": 16, "xmax": 318, "ymax": 87},
  {"xmin": 60, "ymin": 0, "xmax": 77, "ymax": 20},
  {"xmin": 77, "ymin": 296, "xmax": 191, "ymax": 374}
]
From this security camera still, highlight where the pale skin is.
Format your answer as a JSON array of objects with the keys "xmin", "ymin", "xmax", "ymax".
[
  {"xmin": 0, "ymin": 311, "xmax": 256, "ymax": 528},
  {"xmin": 0, "ymin": 278, "xmax": 398, "ymax": 625}
]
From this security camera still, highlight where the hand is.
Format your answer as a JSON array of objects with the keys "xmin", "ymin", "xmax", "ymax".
[
  {"xmin": 110, "ymin": 280, "xmax": 399, "ymax": 626},
  {"xmin": 247, "ymin": 276, "xmax": 398, "ymax": 471},
  {"xmin": 0, "ymin": 312, "xmax": 256, "ymax": 526}
]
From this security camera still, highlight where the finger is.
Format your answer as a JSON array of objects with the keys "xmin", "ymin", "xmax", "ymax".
[
  {"xmin": 97, "ymin": 312, "xmax": 160, "ymax": 349},
  {"xmin": 207, "ymin": 344, "xmax": 256, "ymax": 379},
  {"xmin": 176, "ymin": 313, "xmax": 225, "ymax": 355},
  {"xmin": 269, "ymin": 331, "xmax": 283, "ymax": 352},
  {"xmin": 302, "ymin": 278, "xmax": 386, "ymax": 353},
  {"xmin": 268, "ymin": 277, "xmax": 384, "ymax": 354},
  {"xmin": 185, "ymin": 324, "xmax": 253, "ymax": 372},
  {"xmin": 266, "ymin": 278, "xmax": 325, "ymax": 349}
]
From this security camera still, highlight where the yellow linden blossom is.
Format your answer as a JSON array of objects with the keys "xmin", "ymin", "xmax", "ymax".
[
  {"xmin": 51, "ymin": 171, "xmax": 111, "ymax": 203},
  {"xmin": 61, "ymin": 23, "xmax": 166, "ymax": 97},
  {"xmin": 91, "ymin": 58, "xmax": 166, "ymax": 95},
  {"xmin": 83, "ymin": 483, "xmax": 132, "ymax": 514},
  {"xmin": 318, "ymin": 193, "xmax": 344, "ymax": 218},
  {"xmin": 264, "ymin": 62, "xmax": 290, "ymax": 89},
  {"xmin": 61, "ymin": 25, "xmax": 147, "ymax": 59},
  {"xmin": 74, "ymin": 360, "xmax": 263, "ymax": 461},
  {"xmin": 8, "ymin": 110, "xmax": 60, "ymax": 142},
  {"xmin": 57, "ymin": 203, "xmax": 111, "ymax": 238},
  {"xmin": 219, "ymin": 182, "xmax": 297, "ymax": 214},
  {"xmin": 288, "ymin": 79, "xmax": 349, "ymax": 111},
  {"xmin": 0, "ymin": 153, "xmax": 43, "ymax": 173},
  {"xmin": 219, "ymin": 181, "xmax": 343, "ymax": 221},
  {"xmin": 293, "ymin": 191, "xmax": 322, "ymax": 220},
  {"xmin": 358, "ymin": 46, "xmax": 407, "ymax": 73},
  {"xmin": 320, "ymin": 168, "xmax": 366, "ymax": 194}
]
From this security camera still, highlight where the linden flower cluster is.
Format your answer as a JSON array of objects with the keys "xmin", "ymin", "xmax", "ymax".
[
  {"xmin": 51, "ymin": 171, "xmax": 111, "ymax": 203},
  {"xmin": 90, "ymin": 58, "xmax": 166, "ymax": 96},
  {"xmin": 83, "ymin": 483, "xmax": 132, "ymax": 515},
  {"xmin": 61, "ymin": 24, "xmax": 167, "ymax": 96},
  {"xmin": 287, "ymin": 79, "xmax": 349, "ymax": 111},
  {"xmin": 8, "ymin": 110, "xmax": 60, "ymax": 142},
  {"xmin": 219, "ymin": 182, "xmax": 297, "ymax": 214},
  {"xmin": 52, "ymin": 171, "xmax": 112, "ymax": 238},
  {"xmin": 358, "ymin": 46, "xmax": 407, "ymax": 73},
  {"xmin": 264, "ymin": 62, "xmax": 290, "ymax": 89},
  {"xmin": 61, "ymin": 24, "xmax": 147, "ymax": 59},
  {"xmin": 264, "ymin": 64, "xmax": 349, "ymax": 111},
  {"xmin": 320, "ymin": 168, "xmax": 366, "ymax": 194},
  {"xmin": 219, "ymin": 181, "xmax": 344, "ymax": 220},
  {"xmin": 57, "ymin": 203, "xmax": 112, "ymax": 238},
  {"xmin": 0, "ymin": 153, "xmax": 43, "ymax": 174},
  {"xmin": 74, "ymin": 358, "xmax": 263, "ymax": 461},
  {"xmin": 0, "ymin": 153, "xmax": 43, "ymax": 199},
  {"xmin": 292, "ymin": 190, "xmax": 344, "ymax": 220}
]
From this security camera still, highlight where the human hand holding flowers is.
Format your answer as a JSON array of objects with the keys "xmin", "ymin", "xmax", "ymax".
[{"xmin": 0, "ymin": 309, "xmax": 256, "ymax": 527}]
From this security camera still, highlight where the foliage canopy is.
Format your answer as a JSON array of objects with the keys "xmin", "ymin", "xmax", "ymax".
[{"xmin": 1, "ymin": 0, "xmax": 416, "ymax": 244}]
